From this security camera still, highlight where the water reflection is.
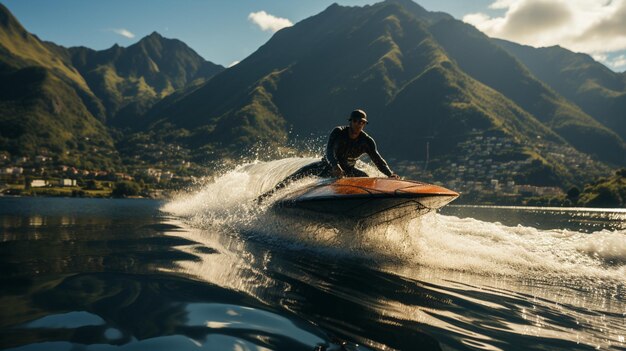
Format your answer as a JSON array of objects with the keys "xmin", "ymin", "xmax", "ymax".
[
  {"xmin": 59, "ymin": 216, "xmax": 75, "ymax": 227},
  {"xmin": 0, "ymin": 198, "xmax": 340, "ymax": 351},
  {"xmin": 185, "ymin": 303, "xmax": 326, "ymax": 346},
  {"xmin": 27, "ymin": 216, "xmax": 45, "ymax": 227},
  {"xmin": 3, "ymin": 273, "xmax": 331, "ymax": 351},
  {"xmin": 24, "ymin": 311, "xmax": 106, "ymax": 329},
  {"xmin": 2, "ymin": 198, "xmax": 626, "ymax": 351},
  {"xmin": 160, "ymin": 213, "xmax": 626, "ymax": 350},
  {"xmin": 442, "ymin": 205, "xmax": 626, "ymax": 232}
]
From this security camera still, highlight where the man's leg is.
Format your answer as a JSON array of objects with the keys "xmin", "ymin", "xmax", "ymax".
[
  {"xmin": 274, "ymin": 161, "xmax": 328, "ymax": 188},
  {"xmin": 344, "ymin": 167, "xmax": 369, "ymax": 177},
  {"xmin": 257, "ymin": 161, "xmax": 329, "ymax": 203}
]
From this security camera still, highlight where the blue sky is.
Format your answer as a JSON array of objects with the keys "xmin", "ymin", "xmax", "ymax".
[{"xmin": 3, "ymin": 0, "xmax": 625, "ymax": 71}]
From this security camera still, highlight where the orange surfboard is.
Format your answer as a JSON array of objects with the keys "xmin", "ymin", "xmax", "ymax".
[{"xmin": 274, "ymin": 177, "xmax": 459, "ymax": 223}]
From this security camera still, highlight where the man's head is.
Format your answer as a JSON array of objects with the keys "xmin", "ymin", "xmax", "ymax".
[
  {"xmin": 348, "ymin": 109, "xmax": 367, "ymax": 135},
  {"xmin": 348, "ymin": 109, "xmax": 368, "ymax": 124}
]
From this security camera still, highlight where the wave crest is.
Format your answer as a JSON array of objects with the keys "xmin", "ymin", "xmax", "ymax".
[{"xmin": 162, "ymin": 158, "xmax": 626, "ymax": 283}]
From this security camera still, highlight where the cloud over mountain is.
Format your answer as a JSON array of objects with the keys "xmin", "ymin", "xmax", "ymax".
[
  {"xmin": 248, "ymin": 11, "xmax": 293, "ymax": 32},
  {"xmin": 112, "ymin": 28, "xmax": 135, "ymax": 39},
  {"xmin": 464, "ymin": 0, "xmax": 626, "ymax": 55}
]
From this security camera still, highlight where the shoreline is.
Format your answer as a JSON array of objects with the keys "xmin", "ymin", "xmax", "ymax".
[
  {"xmin": 0, "ymin": 188, "xmax": 169, "ymax": 200},
  {"xmin": 2, "ymin": 192, "xmax": 623, "ymax": 210}
]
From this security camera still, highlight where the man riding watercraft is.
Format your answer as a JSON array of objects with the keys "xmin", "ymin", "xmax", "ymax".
[{"xmin": 258, "ymin": 109, "xmax": 399, "ymax": 202}]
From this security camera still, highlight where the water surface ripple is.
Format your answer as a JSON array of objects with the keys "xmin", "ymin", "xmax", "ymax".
[{"xmin": 1, "ymin": 159, "xmax": 625, "ymax": 350}]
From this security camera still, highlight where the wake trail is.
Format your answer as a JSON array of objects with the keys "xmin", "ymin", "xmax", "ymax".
[{"xmin": 162, "ymin": 158, "xmax": 626, "ymax": 284}]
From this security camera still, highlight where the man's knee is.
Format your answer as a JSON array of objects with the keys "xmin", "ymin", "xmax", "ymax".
[{"xmin": 345, "ymin": 167, "xmax": 368, "ymax": 177}]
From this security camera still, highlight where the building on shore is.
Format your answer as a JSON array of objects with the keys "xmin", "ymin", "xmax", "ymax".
[{"xmin": 30, "ymin": 180, "xmax": 47, "ymax": 188}]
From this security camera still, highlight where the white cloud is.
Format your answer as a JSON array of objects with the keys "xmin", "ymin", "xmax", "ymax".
[
  {"xmin": 489, "ymin": 0, "xmax": 516, "ymax": 10},
  {"xmin": 463, "ymin": 12, "xmax": 506, "ymax": 38},
  {"xmin": 112, "ymin": 28, "xmax": 135, "ymax": 39},
  {"xmin": 611, "ymin": 55, "xmax": 626, "ymax": 69},
  {"xmin": 248, "ymin": 11, "xmax": 293, "ymax": 33},
  {"xmin": 227, "ymin": 60, "xmax": 240, "ymax": 68},
  {"xmin": 592, "ymin": 53, "xmax": 608, "ymax": 62},
  {"xmin": 591, "ymin": 52, "xmax": 626, "ymax": 71},
  {"xmin": 463, "ymin": 0, "xmax": 626, "ymax": 57}
]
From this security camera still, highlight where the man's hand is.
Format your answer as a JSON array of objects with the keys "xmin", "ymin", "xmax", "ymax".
[
  {"xmin": 389, "ymin": 173, "xmax": 400, "ymax": 179},
  {"xmin": 332, "ymin": 164, "xmax": 345, "ymax": 178}
]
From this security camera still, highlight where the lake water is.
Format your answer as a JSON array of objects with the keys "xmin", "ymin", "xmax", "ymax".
[{"xmin": 1, "ymin": 159, "xmax": 625, "ymax": 351}]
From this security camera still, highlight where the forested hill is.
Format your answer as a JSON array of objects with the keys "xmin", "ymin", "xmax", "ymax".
[
  {"xmin": 0, "ymin": 0, "xmax": 624, "ymax": 190},
  {"xmin": 69, "ymin": 32, "xmax": 224, "ymax": 127},
  {"xmin": 144, "ymin": 0, "xmax": 625, "ymax": 184},
  {"xmin": 494, "ymin": 39, "xmax": 626, "ymax": 144},
  {"xmin": 0, "ymin": 3, "xmax": 223, "ymax": 169}
]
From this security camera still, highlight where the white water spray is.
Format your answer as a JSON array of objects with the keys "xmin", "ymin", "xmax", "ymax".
[{"xmin": 162, "ymin": 158, "xmax": 626, "ymax": 283}]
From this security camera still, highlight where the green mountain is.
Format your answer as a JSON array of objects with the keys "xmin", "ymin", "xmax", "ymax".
[
  {"xmin": 145, "ymin": 0, "xmax": 613, "ymax": 184},
  {"xmin": 429, "ymin": 20, "xmax": 626, "ymax": 166},
  {"xmin": 494, "ymin": 40, "xmax": 626, "ymax": 146},
  {"xmin": 576, "ymin": 169, "xmax": 626, "ymax": 207},
  {"xmin": 0, "ymin": 3, "xmax": 117, "ymax": 168},
  {"xmin": 69, "ymin": 32, "xmax": 224, "ymax": 128},
  {"xmin": 1, "ymin": 0, "xmax": 623, "ymax": 188},
  {"xmin": 0, "ymin": 2, "xmax": 225, "ymax": 169}
]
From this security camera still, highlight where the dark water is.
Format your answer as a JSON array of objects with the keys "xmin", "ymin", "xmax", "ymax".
[{"xmin": 1, "ymin": 161, "xmax": 625, "ymax": 350}]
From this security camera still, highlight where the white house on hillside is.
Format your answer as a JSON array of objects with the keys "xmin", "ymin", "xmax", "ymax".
[{"xmin": 31, "ymin": 180, "xmax": 47, "ymax": 188}]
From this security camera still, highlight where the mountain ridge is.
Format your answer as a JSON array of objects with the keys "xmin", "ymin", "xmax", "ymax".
[
  {"xmin": 144, "ymin": 0, "xmax": 615, "ymax": 185},
  {"xmin": 0, "ymin": 3, "xmax": 117, "ymax": 168},
  {"xmin": 0, "ymin": 3, "xmax": 224, "ymax": 168},
  {"xmin": 68, "ymin": 31, "xmax": 224, "ymax": 127},
  {"xmin": 428, "ymin": 19, "xmax": 626, "ymax": 165},
  {"xmin": 494, "ymin": 39, "xmax": 626, "ymax": 145},
  {"xmin": 0, "ymin": 1, "xmax": 623, "ymax": 188}
]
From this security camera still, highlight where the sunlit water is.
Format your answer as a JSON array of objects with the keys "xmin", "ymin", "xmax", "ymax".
[{"xmin": 1, "ymin": 158, "xmax": 625, "ymax": 350}]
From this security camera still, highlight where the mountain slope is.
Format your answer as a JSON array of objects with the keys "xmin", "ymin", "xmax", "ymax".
[
  {"xmin": 429, "ymin": 19, "xmax": 626, "ymax": 166},
  {"xmin": 494, "ymin": 39, "xmax": 626, "ymax": 144},
  {"xmin": 69, "ymin": 32, "xmax": 224, "ymax": 127},
  {"xmin": 0, "ymin": 0, "xmax": 620, "ymax": 185},
  {"xmin": 146, "ymin": 0, "xmax": 608, "ymax": 184},
  {"xmin": 0, "ymin": 3, "xmax": 117, "ymax": 168},
  {"xmin": 0, "ymin": 5, "xmax": 86, "ymax": 92}
]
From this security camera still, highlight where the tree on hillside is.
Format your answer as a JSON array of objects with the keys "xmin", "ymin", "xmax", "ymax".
[
  {"xmin": 567, "ymin": 186, "xmax": 580, "ymax": 201},
  {"xmin": 112, "ymin": 181, "xmax": 141, "ymax": 197}
]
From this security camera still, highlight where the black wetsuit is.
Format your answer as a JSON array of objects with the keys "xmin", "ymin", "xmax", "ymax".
[
  {"xmin": 324, "ymin": 126, "xmax": 393, "ymax": 176},
  {"xmin": 265, "ymin": 126, "xmax": 393, "ymax": 195}
]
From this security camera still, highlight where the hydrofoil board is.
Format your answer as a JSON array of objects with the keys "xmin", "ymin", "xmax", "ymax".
[{"xmin": 273, "ymin": 177, "xmax": 458, "ymax": 225}]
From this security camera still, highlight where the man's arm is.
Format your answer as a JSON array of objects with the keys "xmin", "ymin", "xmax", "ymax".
[
  {"xmin": 325, "ymin": 127, "xmax": 345, "ymax": 177},
  {"xmin": 366, "ymin": 138, "xmax": 397, "ymax": 178}
]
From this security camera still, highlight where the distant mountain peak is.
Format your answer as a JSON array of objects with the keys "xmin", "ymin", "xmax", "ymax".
[
  {"xmin": 138, "ymin": 31, "xmax": 162, "ymax": 43},
  {"xmin": 0, "ymin": 3, "xmax": 15, "ymax": 25},
  {"xmin": 136, "ymin": 31, "xmax": 176, "ymax": 50},
  {"xmin": 0, "ymin": 3, "xmax": 26, "ymax": 32},
  {"xmin": 385, "ymin": 0, "xmax": 426, "ymax": 11},
  {"xmin": 144, "ymin": 31, "xmax": 165, "ymax": 41},
  {"xmin": 379, "ymin": 0, "xmax": 453, "ymax": 24},
  {"xmin": 106, "ymin": 43, "xmax": 124, "ymax": 54}
]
